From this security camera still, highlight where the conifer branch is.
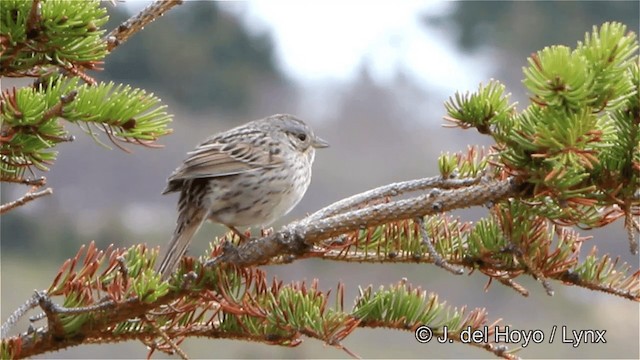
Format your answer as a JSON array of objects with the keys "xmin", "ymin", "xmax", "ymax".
[
  {"xmin": 2, "ymin": 11, "xmax": 639, "ymax": 360},
  {"xmin": 212, "ymin": 177, "xmax": 522, "ymax": 267},
  {"xmin": 2, "ymin": 251, "xmax": 514, "ymax": 359}
]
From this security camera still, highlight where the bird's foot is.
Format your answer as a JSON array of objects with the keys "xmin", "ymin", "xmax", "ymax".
[{"xmin": 228, "ymin": 226, "xmax": 251, "ymax": 243}]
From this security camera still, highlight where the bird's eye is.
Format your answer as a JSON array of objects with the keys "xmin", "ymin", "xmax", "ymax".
[{"xmin": 297, "ymin": 133, "xmax": 307, "ymax": 142}]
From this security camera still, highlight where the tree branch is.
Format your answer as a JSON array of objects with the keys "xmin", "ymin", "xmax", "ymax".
[
  {"xmin": 304, "ymin": 175, "xmax": 482, "ymax": 223},
  {"xmin": 414, "ymin": 215, "xmax": 464, "ymax": 275},
  {"xmin": 213, "ymin": 177, "xmax": 522, "ymax": 267},
  {"xmin": 0, "ymin": 188, "xmax": 53, "ymax": 215},
  {"xmin": 104, "ymin": 0, "xmax": 184, "ymax": 52}
]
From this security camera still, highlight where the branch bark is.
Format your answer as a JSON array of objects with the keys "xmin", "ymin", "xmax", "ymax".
[
  {"xmin": 0, "ymin": 188, "xmax": 52, "ymax": 215},
  {"xmin": 213, "ymin": 177, "xmax": 522, "ymax": 267},
  {"xmin": 104, "ymin": 0, "xmax": 184, "ymax": 52}
]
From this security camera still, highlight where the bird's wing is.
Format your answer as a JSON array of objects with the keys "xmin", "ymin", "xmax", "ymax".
[{"xmin": 167, "ymin": 139, "xmax": 283, "ymax": 182}]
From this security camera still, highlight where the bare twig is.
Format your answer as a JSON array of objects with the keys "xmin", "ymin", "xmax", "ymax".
[
  {"xmin": 624, "ymin": 209, "xmax": 639, "ymax": 255},
  {"xmin": 496, "ymin": 278, "xmax": 529, "ymax": 297},
  {"xmin": 0, "ymin": 188, "xmax": 53, "ymax": 214},
  {"xmin": 144, "ymin": 315, "xmax": 189, "ymax": 360},
  {"xmin": 34, "ymin": 298, "xmax": 118, "ymax": 317},
  {"xmin": 35, "ymin": 291, "xmax": 66, "ymax": 338},
  {"xmin": 414, "ymin": 216, "xmax": 464, "ymax": 275},
  {"xmin": 0, "ymin": 176, "xmax": 46, "ymax": 187},
  {"xmin": 28, "ymin": 312, "xmax": 47, "ymax": 323},
  {"xmin": 505, "ymin": 243, "xmax": 555, "ymax": 297},
  {"xmin": 104, "ymin": 0, "xmax": 184, "ymax": 52},
  {"xmin": 0, "ymin": 292, "xmax": 41, "ymax": 338},
  {"xmin": 41, "ymin": 90, "xmax": 77, "ymax": 122}
]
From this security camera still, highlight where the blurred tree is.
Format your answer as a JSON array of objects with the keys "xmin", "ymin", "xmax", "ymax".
[
  {"xmin": 101, "ymin": 2, "xmax": 283, "ymax": 117},
  {"xmin": 425, "ymin": 1, "xmax": 640, "ymax": 56},
  {"xmin": 424, "ymin": 1, "xmax": 640, "ymax": 98}
]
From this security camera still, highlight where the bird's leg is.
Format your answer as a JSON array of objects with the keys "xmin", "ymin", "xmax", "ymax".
[{"xmin": 228, "ymin": 226, "xmax": 251, "ymax": 243}]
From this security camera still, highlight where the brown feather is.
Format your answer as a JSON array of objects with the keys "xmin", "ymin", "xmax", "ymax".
[
  {"xmin": 167, "ymin": 140, "xmax": 284, "ymax": 182},
  {"xmin": 158, "ymin": 179, "xmax": 209, "ymax": 279}
]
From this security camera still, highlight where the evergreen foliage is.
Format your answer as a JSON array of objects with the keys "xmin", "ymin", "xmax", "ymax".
[
  {"xmin": 0, "ymin": 1, "xmax": 638, "ymax": 359},
  {"xmin": 444, "ymin": 23, "xmax": 639, "ymax": 234},
  {"xmin": 1, "ymin": 0, "xmax": 172, "ymax": 178}
]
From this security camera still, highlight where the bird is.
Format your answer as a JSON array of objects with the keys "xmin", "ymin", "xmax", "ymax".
[{"xmin": 157, "ymin": 114, "xmax": 329, "ymax": 279}]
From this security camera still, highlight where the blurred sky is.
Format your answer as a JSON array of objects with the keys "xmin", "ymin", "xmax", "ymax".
[{"xmin": 125, "ymin": 0, "xmax": 488, "ymax": 92}]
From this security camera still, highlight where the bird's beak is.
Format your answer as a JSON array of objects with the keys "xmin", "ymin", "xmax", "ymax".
[{"xmin": 312, "ymin": 136, "xmax": 330, "ymax": 148}]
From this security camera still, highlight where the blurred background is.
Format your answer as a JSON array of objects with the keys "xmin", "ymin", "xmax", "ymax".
[{"xmin": 1, "ymin": 0, "xmax": 638, "ymax": 358}]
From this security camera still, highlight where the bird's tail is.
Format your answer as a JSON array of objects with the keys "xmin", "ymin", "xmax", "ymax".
[{"xmin": 157, "ymin": 206, "xmax": 207, "ymax": 280}]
